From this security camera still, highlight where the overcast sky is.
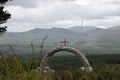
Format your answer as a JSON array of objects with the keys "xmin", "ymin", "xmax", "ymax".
[{"xmin": 3, "ymin": 0, "xmax": 120, "ymax": 32}]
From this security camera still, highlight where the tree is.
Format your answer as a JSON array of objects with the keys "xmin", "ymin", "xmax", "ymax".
[{"xmin": 0, "ymin": 0, "xmax": 12, "ymax": 35}]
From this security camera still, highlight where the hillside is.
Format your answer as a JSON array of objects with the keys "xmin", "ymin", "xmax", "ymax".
[
  {"xmin": 0, "ymin": 26, "xmax": 120, "ymax": 47},
  {"xmin": 107, "ymin": 25, "xmax": 120, "ymax": 31},
  {"xmin": 0, "ymin": 28, "xmax": 81, "ymax": 44},
  {"xmin": 69, "ymin": 26, "xmax": 101, "ymax": 33}
]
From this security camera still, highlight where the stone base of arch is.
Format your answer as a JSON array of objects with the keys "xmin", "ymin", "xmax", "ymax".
[{"xmin": 36, "ymin": 46, "xmax": 93, "ymax": 73}]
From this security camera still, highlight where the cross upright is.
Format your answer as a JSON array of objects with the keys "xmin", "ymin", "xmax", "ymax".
[{"xmin": 61, "ymin": 38, "xmax": 69, "ymax": 46}]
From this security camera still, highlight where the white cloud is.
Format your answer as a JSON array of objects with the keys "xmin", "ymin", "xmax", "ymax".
[{"xmin": 4, "ymin": 0, "xmax": 120, "ymax": 32}]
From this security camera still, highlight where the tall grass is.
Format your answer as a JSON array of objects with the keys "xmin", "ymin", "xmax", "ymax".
[
  {"xmin": 31, "ymin": 42, "xmax": 35, "ymax": 58},
  {"xmin": 0, "ymin": 51, "xmax": 120, "ymax": 80},
  {"xmin": 40, "ymin": 36, "xmax": 48, "ymax": 59}
]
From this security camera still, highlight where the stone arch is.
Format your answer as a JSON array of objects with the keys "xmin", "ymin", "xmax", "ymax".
[{"xmin": 38, "ymin": 46, "xmax": 92, "ymax": 72}]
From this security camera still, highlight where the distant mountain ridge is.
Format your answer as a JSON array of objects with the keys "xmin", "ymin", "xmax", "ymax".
[
  {"xmin": 1, "ymin": 27, "xmax": 81, "ymax": 42},
  {"xmin": 0, "ymin": 25, "xmax": 120, "ymax": 46},
  {"xmin": 107, "ymin": 26, "xmax": 120, "ymax": 31},
  {"xmin": 69, "ymin": 26, "xmax": 102, "ymax": 33}
]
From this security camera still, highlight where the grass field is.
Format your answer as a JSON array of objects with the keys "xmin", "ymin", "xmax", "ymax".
[{"xmin": 0, "ymin": 50, "xmax": 120, "ymax": 80}]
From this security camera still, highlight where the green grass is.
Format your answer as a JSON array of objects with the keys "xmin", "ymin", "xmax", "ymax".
[{"xmin": 0, "ymin": 52, "xmax": 120, "ymax": 80}]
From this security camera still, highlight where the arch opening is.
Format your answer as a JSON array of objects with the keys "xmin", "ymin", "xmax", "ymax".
[{"xmin": 48, "ymin": 51, "xmax": 83, "ymax": 69}]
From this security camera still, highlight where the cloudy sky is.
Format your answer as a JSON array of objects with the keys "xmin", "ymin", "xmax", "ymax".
[{"xmin": 3, "ymin": 0, "xmax": 120, "ymax": 32}]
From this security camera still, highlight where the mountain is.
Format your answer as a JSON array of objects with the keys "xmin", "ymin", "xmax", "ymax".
[
  {"xmin": 69, "ymin": 25, "xmax": 120, "ymax": 47},
  {"xmin": 27, "ymin": 28, "xmax": 78, "ymax": 35},
  {"xmin": 69, "ymin": 26, "xmax": 101, "ymax": 33},
  {"xmin": 0, "ymin": 28, "xmax": 81, "ymax": 44},
  {"xmin": 24, "ymin": 28, "xmax": 80, "ymax": 40},
  {"xmin": 0, "ymin": 26, "xmax": 120, "ymax": 47},
  {"xmin": 107, "ymin": 26, "xmax": 120, "ymax": 31}
]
